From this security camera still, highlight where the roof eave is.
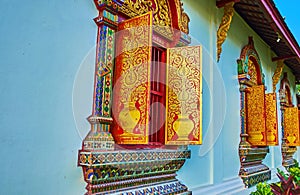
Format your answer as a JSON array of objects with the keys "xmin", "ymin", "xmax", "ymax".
[{"xmin": 260, "ymin": 0, "xmax": 300, "ymax": 60}]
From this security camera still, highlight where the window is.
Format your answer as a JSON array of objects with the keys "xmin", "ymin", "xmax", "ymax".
[
  {"xmin": 112, "ymin": 12, "xmax": 202, "ymax": 147},
  {"xmin": 149, "ymin": 46, "xmax": 166, "ymax": 146}
]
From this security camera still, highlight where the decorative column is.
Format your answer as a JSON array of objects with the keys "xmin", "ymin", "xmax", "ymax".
[
  {"xmin": 78, "ymin": 1, "xmax": 120, "ymax": 194},
  {"xmin": 82, "ymin": 0, "xmax": 120, "ymax": 152}
]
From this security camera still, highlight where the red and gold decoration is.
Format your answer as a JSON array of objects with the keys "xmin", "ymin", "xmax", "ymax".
[
  {"xmin": 265, "ymin": 93, "xmax": 279, "ymax": 145},
  {"xmin": 245, "ymin": 88, "xmax": 279, "ymax": 146},
  {"xmin": 112, "ymin": 12, "xmax": 152, "ymax": 145},
  {"xmin": 112, "ymin": 12, "xmax": 202, "ymax": 146},
  {"xmin": 272, "ymin": 60, "xmax": 284, "ymax": 92},
  {"xmin": 246, "ymin": 85, "xmax": 267, "ymax": 146},
  {"xmin": 248, "ymin": 59, "xmax": 259, "ymax": 85},
  {"xmin": 165, "ymin": 46, "xmax": 202, "ymax": 145},
  {"xmin": 79, "ymin": 0, "xmax": 197, "ymax": 194},
  {"xmin": 279, "ymin": 72, "xmax": 298, "ymax": 168},
  {"xmin": 237, "ymin": 37, "xmax": 272, "ymax": 187},
  {"xmin": 118, "ymin": 0, "xmax": 190, "ymax": 40},
  {"xmin": 283, "ymin": 107, "xmax": 300, "ymax": 146}
]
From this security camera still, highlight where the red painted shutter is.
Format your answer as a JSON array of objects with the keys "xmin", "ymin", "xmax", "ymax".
[{"xmin": 112, "ymin": 12, "xmax": 152, "ymax": 144}]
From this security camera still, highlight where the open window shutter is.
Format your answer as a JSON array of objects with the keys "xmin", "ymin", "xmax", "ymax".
[
  {"xmin": 165, "ymin": 46, "xmax": 202, "ymax": 145},
  {"xmin": 246, "ymin": 85, "xmax": 267, "ymax": 146},
  {"xmin": 112, "ymin": 12, "xmax": 152, "ymax": 144},
  {"xmin": 284, "ymin": 107, "xmax": 300, "ymax": 146},
  {"xmin": 265, "ymin": 93, "xmax": 279, "ymax": 145}
]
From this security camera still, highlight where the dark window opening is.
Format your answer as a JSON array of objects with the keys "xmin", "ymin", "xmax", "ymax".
[{"xmin": 149, "ymin": 46, "xmax": 166, "ymax": 146}]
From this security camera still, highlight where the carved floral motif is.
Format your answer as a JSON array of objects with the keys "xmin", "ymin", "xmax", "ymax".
[
  {"xmin": 113, "ymin": 12, "xmax": 152, "ymax": 144},
  {"xmin": 119, "ymin": 0, "xmax": 173, "ymax": 39},
  {"xmin": 265, "ymin": 93, "xmax": 278, "ymax": 145},
  {"xmin": 284, "ymin": 107, "xmax": 300, "ymax": 146},
  {"xmin": 217, "ymin": 2, "xmax": 234, "ymax": 62},
  {"xmin": 174, "ymin": 0, "xmax": 189, "ymax": 34},
  {"xmin": 165, "ymin": 46, "xmax": 202, "ymax": 145},
  {"xmin": 272, "ymin": 60, "xmax": 284, "ymax": 92},
  {"xmin": 246, "ymin": 85, "xmax": 267, "ymax": 146},
  {"xmin": 248, "ymin": 59, "xmax": 258, "ymax": 85}
]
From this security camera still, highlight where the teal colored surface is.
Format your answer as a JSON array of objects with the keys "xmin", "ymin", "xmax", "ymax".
[
  {"xmin": 179, "ymin": 0, "xmax": 298, "ymax": 190},
  {"xmin": 0, "ymin": 0, "xmax": 299, "ymax": 194},
  {"xmin": 0, "ymin": 1, "xmax": 95, "ymax": 194}
]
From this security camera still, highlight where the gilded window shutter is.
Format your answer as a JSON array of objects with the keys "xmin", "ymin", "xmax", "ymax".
[
  {"xmin": 246, "ymin": 85, "xmax": 267, "ymax": 146},
  {"xmin": 165, "ymin": 46, "xmax": 202, "ymax": 145},
  {"xmin": 284, "ymin": 107, "xmax": 300, "ymax": 146},
  {"xmin": 265, "ymin": 93, "xmax": 279, "ymax": 145},
  {"xmin": 112, "ymin": 12, "xmax": 152, "ymax": 144}
]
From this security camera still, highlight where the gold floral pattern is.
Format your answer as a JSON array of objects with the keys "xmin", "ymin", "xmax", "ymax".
[
  {"xmin": 248, "ymin": 59, "xmax": 258, "ymax": 85},
  {"xmin": 272, "ymin": 60, "xmax": 284, "ymax": 92},
  {"xmin": 246, "ymin": 85, "xmax": 267, "ymax": 146},
  {"xmin": 174, "ymin": 0, "xmax": 189, "ymax": 34},
  {"xmin": 284, "ymin": 107, "xmax": 300, "ymax": 146},
  {"xmin": 165, "ymin": 46, "xmax": 202, "ymax": 145},
  {"xmin": 265, "ymin": 93, "xmax": 278, "ymax": 145},
  {"xmin": 119, "ymin": 0, "xmax": 173, "ymax": 39},
  {"xmin": 113, "ymin": 12, "xmax": 152, "ymax": 144}
]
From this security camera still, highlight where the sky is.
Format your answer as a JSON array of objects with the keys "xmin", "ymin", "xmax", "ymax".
[{"xmin": 274, "ymin": 0, "xmax": 300, "ymax": 44}]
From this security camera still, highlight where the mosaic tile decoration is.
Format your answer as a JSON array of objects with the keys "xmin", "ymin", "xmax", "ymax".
[
  {"xmin": 91, "ymin": 180, "xmax": 191, "ymax": 195},
  {"xmin": 79, "ymin": 149, "xmax": 191, "ymax": 166}
]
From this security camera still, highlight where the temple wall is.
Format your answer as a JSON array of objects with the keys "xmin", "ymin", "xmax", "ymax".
[
  {"xmin": 0, "ymin": 1, "xmax": 93, "ymax": 194},
  {"xmin": 178, "ymin": 0, "xmax": 298, "ymax": 193},
  {"xmin": 0, "ymin": 0, "xmax": 298, "ymax": 194}
]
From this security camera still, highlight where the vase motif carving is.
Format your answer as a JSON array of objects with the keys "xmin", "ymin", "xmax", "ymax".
[
  {"xmin": 173, "ymin": 115, "xmax": 194, "ymax": 140},
  {"xmin": 119, "ymin": 102, "xmax": 141, "ymax": 135}
]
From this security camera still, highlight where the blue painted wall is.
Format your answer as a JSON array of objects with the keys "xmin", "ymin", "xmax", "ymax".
[
  {"xmin": 178, "ymin": 0, "xmax": 298, "ymax": 191},
  {"xmin": 0, "ymin": 1, "xmax": 94, "ymax": 194},
  {"xmin": 0, "ymin": 0, "xmax": 298, "ymax": 194}
]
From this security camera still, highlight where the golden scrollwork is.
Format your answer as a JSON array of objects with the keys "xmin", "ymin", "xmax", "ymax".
[
  {"xmin": 284, "ymin": 107, "xmax": 300, "ymax": 146},
  {"xmin": 174, "ymin": 0, "xmax": 190, "ymax": 34},
  {"xmin": 118, "ymin": 0, "xmax": 153, "ymax": 18},
  {"xmin": 165, "ymin": 46, "xmax": 202, "ymax": 145},
  {"xmin": 265, "ymin": 93, "xmax": 278, "ymax": 145},
  {"xmin": 152, "ymin": 0, "xmax": 173, "ymax": 39},
  {"xmin": 113, "ymin": 12, "xmax": 152, "ymax": 144},
  {"xmin": 217, "ymin": 2, "xmax": 234, "ymax": 62},
  {"xmin": 272, "ymin": 60, "xmax": 284, "ymax": 92},
  {"xmin": 246, "ymin": 85, "xmax": 267, "ymax": 146},
  {"xmin": 248, "ymin": 59, "xmax": 258, "ymax": 85},
  {"xmin": 119, "ymin": 0, "xmax": 173, "ymax": 39}
]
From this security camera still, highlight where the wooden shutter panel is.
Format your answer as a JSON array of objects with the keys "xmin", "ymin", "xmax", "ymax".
[
  {"xmin": 246, "ymin": 85, "xmax": 267, "ymax": 146},
  {"xmin": 284, "ymin": 107, "xmax": 300, "ymax": 146},
  {"xmin": 165, "ymin": 46, "xmax": 202, "ymax": 145},
  {"xmin": 112, "ymin": 12, "xmax": 152, "ymax": 144},
  {"xmin": 265, "ymin": 93, "xmax": 279, "ymax": 145}
]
